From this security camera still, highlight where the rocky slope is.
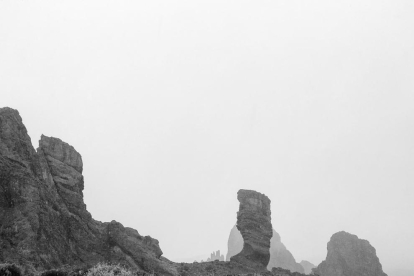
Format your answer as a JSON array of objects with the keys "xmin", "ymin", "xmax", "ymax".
[
  {"xmin": 299, "ymin": 260, "xmax": 315, "ymax": 274},
  {"xmin": 230, "ymin": 189, "xmax": 273, "ymax": 269},
  {"xmin": 314, "ymin": 231, "xmax": 387, "ymax": 276},
  {"xmin": 226, "ymin": 226, "xmax": 305, "ymax": 273},
  {"xmin": 0, "ymin": 107, "xmax": 177, "ymax": 275}
]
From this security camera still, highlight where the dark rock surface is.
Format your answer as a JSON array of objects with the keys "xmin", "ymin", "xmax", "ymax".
[
  {"xmin": 226, "ymin": 226, "xmax": 305, "ymax": 273},
  {"xmin": 299, "ymin": 260, "xmax": 315, "ymax": 275},
  {"xmin": 314, "ymin": 231, "xmax": 387, "ymax": 276},
  {"xmin": 0, "ymin": 107, "xmax": 177, "ymax": 275},
  {"xmin": 230, "ymin": 189, "xmax": 273, "ymax": 269}
]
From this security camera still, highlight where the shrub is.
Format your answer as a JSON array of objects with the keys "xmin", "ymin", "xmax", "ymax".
[
  {"xmin": 68, "ymin": 268, "xmax": 89, "ymax": 276},
  {"xmin": 40, "ymin": 270, "xmax": 68, "ymax": 276},
  {"xmin": 87, "ymin": 263, "xmax": 134, "ymax": 276},
  {"xmin": 0, "ymin": 263, "xmax": 22, "ymax": 276}
]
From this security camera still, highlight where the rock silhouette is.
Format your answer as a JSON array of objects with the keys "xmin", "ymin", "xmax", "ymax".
[
  {"xmin": 0, "ymin": 107, "xmax": 176, "ymax": 275},
  {"xmin": 207, "ymin": 250, "xmax": 224, "ymax": 262},
  {"xmin": 314, "ymin": 231, "xmax": 387, "ymax": 276},
  {"xmin": 230, "ymin": 189, "xmax": 273, "ymax": 269}
]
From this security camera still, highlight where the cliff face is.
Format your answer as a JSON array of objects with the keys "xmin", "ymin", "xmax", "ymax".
[
  {"xmin": 226, "ymin": 226, "xmax": 305, "ymax": 273},
  {"xmin": 0, "ymin": 107, "xmax": 176, "ymax": 275},
  {"xmin": 230, "ymin": 189, "xmax": 273, "ymax": 269},
  {"xmin": 314, "ymin": 231, "xmax": 387, "ymax": 276}
]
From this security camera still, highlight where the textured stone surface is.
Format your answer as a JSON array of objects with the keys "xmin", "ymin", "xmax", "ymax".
[
  {"xmin": 314, "ymin": 231, "xmax": 387, "ymax": 276},
  {"xmin": 0, "ymin": 107, "xmax": 177, "ymax": 275},
  {"xmin": 227, "ymin": 226, "xmax": 305, "ymax": 273},
  {"xmin": 299, "ymin": 260, "xmax": 315, "ymax": 274},
  {"xmin": 230, "ymin": 189, "xmax": 273, "ymax": 269}
]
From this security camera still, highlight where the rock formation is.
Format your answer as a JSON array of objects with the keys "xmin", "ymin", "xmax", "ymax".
[
  {"xmin": 227, "ymin": 226, "xmax": 305, "ymax": 273},
  {"xmin": 0, "ymin": 107, "xmax": 176, "ymax": 275},
  {"xmin": 207, "ymin": 250, "xmax": 224, "ymax": 262},
  {"xmin": 314, "ymin": 231, "xmax": 387, "ymax": 276},
  {"xmin": 299, "ymin": 260, "xmax": 315, "ymax": 274},
  {"xmin": 230, "ymin": 189, "xmax": 273, "ymax": 269}
]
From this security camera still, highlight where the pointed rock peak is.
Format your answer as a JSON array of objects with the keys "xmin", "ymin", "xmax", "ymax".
[{"xmin": 39, "ymin": 135, "xmax": 83, "ymax": 173}]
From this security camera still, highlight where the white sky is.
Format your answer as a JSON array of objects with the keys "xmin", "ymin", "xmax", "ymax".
[{"xmin": 1, "ymin": 1, "xmax": 413, "ymax": 275}]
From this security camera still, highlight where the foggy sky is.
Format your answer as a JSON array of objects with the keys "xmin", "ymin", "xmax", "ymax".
[{"xmin": 1, "ymin": 1, "xmax": 414, "ymax": 275}]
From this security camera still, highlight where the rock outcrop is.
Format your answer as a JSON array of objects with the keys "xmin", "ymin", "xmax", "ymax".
[
  {"xmin": 227, "ymin": 226, "xmax": 305, "ymax": 273},
  {"xmin": 207, "ymin": 250, "xmax": 224, "ymax": 262},
  {"xmin": 314, "ymin": 231, "xmax": 387, "ymax": 276},
  {"xmin": 0, "ymin": 107, "xmax": 176, "ymax": 275},
  {"xmin": 230, "ymin": 189, "xmax": 273, "ymax": 269},
  {"xmin": 299, "ymin": 260, "xmax": 315, "ymax": 274}
]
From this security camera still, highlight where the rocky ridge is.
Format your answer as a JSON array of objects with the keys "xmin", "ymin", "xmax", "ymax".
[
  {"xmin": 0, "ymin": 107, "xmax": 176, "ymax": 275},
  {"xmin": 314, "ymin": 231, "xmax": 387, "ymax": 276}
]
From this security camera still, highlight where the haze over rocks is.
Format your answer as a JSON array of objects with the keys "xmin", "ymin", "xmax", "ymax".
[
  {"xmin": 299, "ymin": 261, "xmax": 315, "ymax": 275},
  {"xmin": 0, "ymin": 107, "xmax": 391, "ymax": 276}
]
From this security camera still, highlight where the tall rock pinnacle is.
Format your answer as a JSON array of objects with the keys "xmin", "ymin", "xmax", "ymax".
[{"xmin": 230, "ymin": 189, "xmax": 273, "ymax": 269}]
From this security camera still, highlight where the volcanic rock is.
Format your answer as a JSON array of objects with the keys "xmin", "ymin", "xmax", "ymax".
[
  {"xmin": 0, "ymin": 107, "xmax": 176, "ymax": 275},
  {"xmin": 230, "ymin": 189, "xmax": 273, "ymax": 269},
  {"xmin": 314, "ymin": 231, "xmax": 387, "ymax": 276},
  {"xmin": 227, "ymin": 226, "xmax": 305, "ymax": 273},
  {"xmin": 299, "ymin": 260, "xmax": 315, "ymax": 274}
]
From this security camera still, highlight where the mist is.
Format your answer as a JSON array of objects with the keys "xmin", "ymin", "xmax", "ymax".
[{"xmin": 1, "ymin": 1, "xmax": 413, "ymax": 274}]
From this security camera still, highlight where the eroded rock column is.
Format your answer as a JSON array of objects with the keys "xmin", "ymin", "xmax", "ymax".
[{"xmin": 230, "ymin": 189, "xmax": 273, "ymax": 269}]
